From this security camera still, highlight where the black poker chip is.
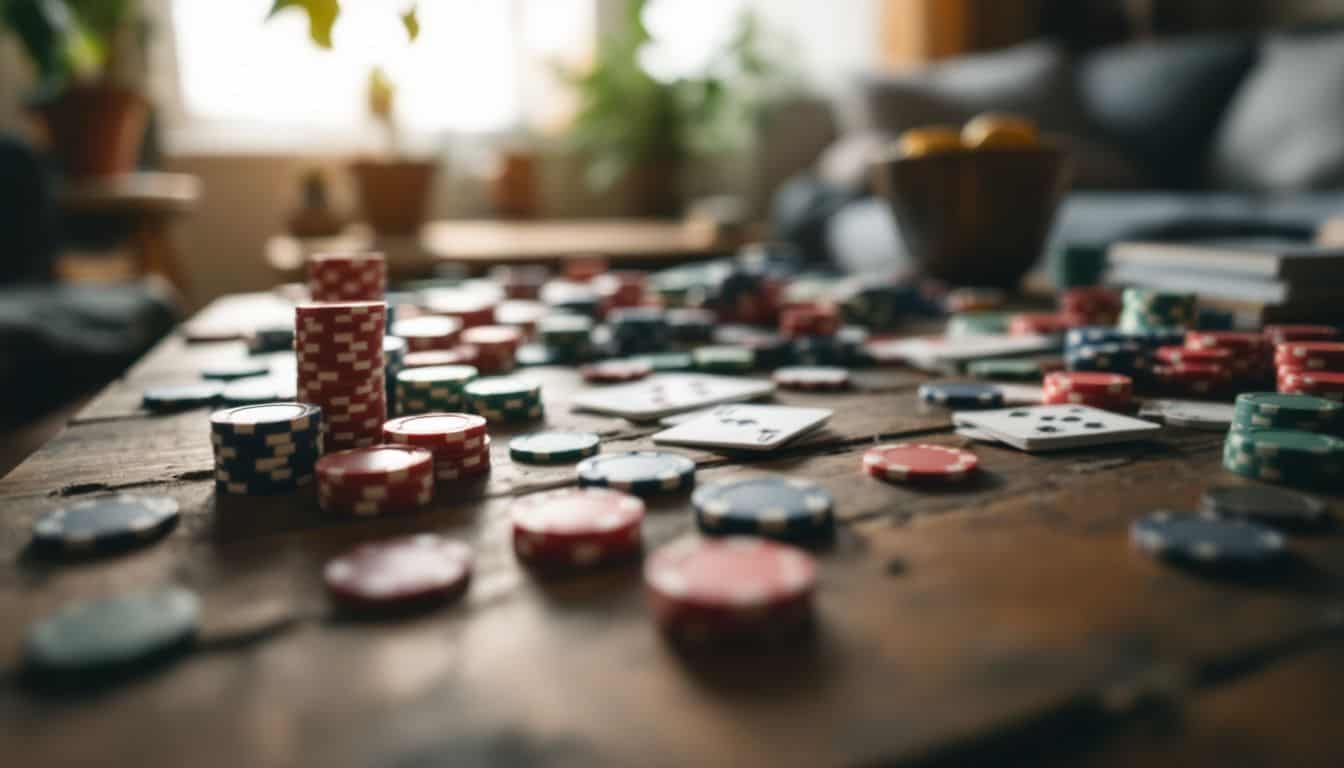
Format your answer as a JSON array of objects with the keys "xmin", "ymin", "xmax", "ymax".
[
  {"xmin": 577, "ymin": 451, "xmax": 695, "ymax": 496},
  {"xmin": 32, "ymin": 494, "xmax": 180, "ymax": 555},
  {"xmin": 142, "ymin": 383, "xmax": 224, "ymax": 412},
  {"xmin": 1199, "ymin": 485, "xmax": 1330, "ymax": 530},
  {"xmin": 1130, "ymin": 510, "xmax": 1286, "ymax": 569},
  {"xmin": 918, "ymin": 381, "xmax": 1005, "ymax": 409},
  {"xmin": 692, "ymin": 476, "xmax": 834, "ymax": 541}
]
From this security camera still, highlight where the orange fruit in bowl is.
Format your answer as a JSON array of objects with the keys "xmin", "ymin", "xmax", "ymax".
[
  {"xmin": 896, "ymin": 126, "xmax": 965, "ymax": 158},
  {"xmin": 961, "ymin": 114, "xmax": 1039, "ymax": 149}
]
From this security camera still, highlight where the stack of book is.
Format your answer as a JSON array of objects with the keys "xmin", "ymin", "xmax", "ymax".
[{"xmin": 1104, "ymin": 239, "xmax": 1344, "ymax": 325}]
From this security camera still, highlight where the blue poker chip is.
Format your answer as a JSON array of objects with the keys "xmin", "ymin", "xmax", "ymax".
[
  {"xmin": 32, "ymin": 494, "xmax": 180, "ymax": 555},
  {"xmin": 24, "ymin": 587, "xmax": 199, "ymax": 679},
  {"xmin": 1066, "ymin": 327, "xmax": 1128, "ymax": 349},
  {"xmin": 142, "ymin": 382, "xmax": 224, "ymax": 412},
  {"xmin": 210, "ymin": 403, "xmax": 322, "ymax": 437},
  {"xmin": 692, "ymin": 476, "xmax": 834, "ymax": 541},
  {"xmin": 509, "ymin": 431, "xmax": 601, "ymax": 463},
  {"xmin": 576, "ymin": 451, "xmax": 695, "ymax": 495},
  {"xmin": 1130, "ymin": 511, "xmax": 1287, "ymax": 569},
  {"xmin": 918, "ymin": 381, "xmax": 1005, "ymax": 409},
  {"xmin": 215, "ymin": 472, "xmax": 315, "ymax": 497},
  {"xmin": 200, "ymin": 360, "xmax": 270, "ymax": 381}
]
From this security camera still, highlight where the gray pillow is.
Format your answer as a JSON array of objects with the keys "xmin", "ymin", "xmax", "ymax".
[{"xmin": 1209, "ymin": 31, "xmax": 1344, "ymax": 192}]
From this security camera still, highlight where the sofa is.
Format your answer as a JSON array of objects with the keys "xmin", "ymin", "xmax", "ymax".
[
  {"xmin": 773, "ymin": 27, "xmax": 1344, "ymax": 279},
  {"xmin": 0, "ymin": 135, "xmax": 178, "ymax": 426}
]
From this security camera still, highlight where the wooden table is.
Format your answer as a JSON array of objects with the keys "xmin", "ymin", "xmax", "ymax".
[
  {"xmin": 3, "ymin": 293, "xmax": 1344, "ymax": 767},
  {"xmin": 421, "ymin": 218, "xmax": 733, "ymax": 273}
]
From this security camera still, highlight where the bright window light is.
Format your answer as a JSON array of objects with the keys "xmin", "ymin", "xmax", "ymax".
[{"xmin": 170, "ymin": 0, "xmax": 591, "ymax": 135}]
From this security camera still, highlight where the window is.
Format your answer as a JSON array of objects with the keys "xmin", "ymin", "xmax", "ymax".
[{"xmin": 165, "ymin": 0, "xmax": 593, "ymax": 150}]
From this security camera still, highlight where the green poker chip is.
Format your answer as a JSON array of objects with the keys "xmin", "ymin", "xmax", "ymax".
[
  {"xmin": 967, "ymin": 358, "xmax": 1046, "ymax": 381},
  {"xmin": 632, "ymin": 353, "xmax": 694, "ymax": 372},
  {"xmin": 509, "ymin": 431, "xmax": 601, "ymax": 463},
  {"xmin": 692, "ymin": 346, "xmax": 754, "ymax": 373},
  {"xmin": 946, "ymin": 312, "xmax": 1010, "ymax": 337},
  {"xmin": 25, "ymin": 587, "xmax": 200, "ymax": 679},
  {"xmin": 464, "ymin": 376, "xmax": 542, "ymax": 404},
  {"xmin": 1234, "ymin": 392, "xmax": 1342, "ymax": 432},
  {"xmin": 397, "ymin": 365, "xmax": 478, "ymax": 390}
]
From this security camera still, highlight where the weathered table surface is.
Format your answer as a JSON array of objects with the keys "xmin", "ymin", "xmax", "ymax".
[{"xmin": 4, "ymin": 293, "xmax": 1344, "ymax": 768}]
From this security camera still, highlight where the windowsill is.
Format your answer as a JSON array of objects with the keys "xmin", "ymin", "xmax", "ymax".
[{"xmin": 162, "ymin": 120, "xmax": 519, "ymax": 158}]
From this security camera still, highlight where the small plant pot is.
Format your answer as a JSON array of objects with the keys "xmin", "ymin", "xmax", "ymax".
[
  {"xmin": 350, "ymin": 159, "xmax": 438, "ymax": 237},
  {"xmin": 33, "ymin": 84, "xmax": 148, "ymax": 178}
]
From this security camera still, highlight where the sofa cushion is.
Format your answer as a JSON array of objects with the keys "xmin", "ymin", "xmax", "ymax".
[
  {"xmin": 1209, "ymin": 30, "xmax": 1344, "ymax": 192},
  {"xmin": 1076, "ymin": 35, "xmax": 1256, "ymax": 190}
]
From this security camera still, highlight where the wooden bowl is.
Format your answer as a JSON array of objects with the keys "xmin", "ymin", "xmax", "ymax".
[{"xmin": 872, "ymin": 145, "xmax": 1071, "ymax": 288}]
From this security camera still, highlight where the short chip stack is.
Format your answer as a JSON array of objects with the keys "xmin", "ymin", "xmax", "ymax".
[
  {"xmin": 307, "ymin": 252, "xmax": 386, "ymax": 302},
  {"xmin": 382, "ymin": 413, "xmax": 492, "ymax": 483},
  {"xmin": 422, "ymin": 289, "xmax": 498, "ymax": 329},
  {"xmin": 394, "ymin": 365, "xmax": 478, "ymax": 416},
  {"xmin": 666, "ymin": 308, "xmax": 715, "ymax": 343},
  {"xmin": 1277, "ymin": 341, "xmax": 1344, "ymax": 400},
  {"xmin": 296, "ymin": 301, "xmax": 387, "ymax": 451},
  {"xmin": 1043, "ymin": 371, "xmax": 1135, "ymax": 411},
  {"xmin": 1186, "ymin": 331, "xmax": 1272, "ymax": 389},
  {"xmin": 1233, "ymin": 392, "xmax": 1342, "ymax": 433},
  {"xmin": 1118, "ymin": 288, "xmax": 1196, "ymax": 333},
  {"xmin": 537, "ymin": 313, "xmax": 594, "ymax": 362},
  {"xmin": 608, "ymin": 307, "xmax": 671, "ymax": 356},
  {"xmin": 593, "ymin": 270, "xmax": 648, "ymax": 310},
  {"xmin": 511, "ymin": 487, "xmax": 644, "ymax": 569},
  {"xmin": 463, "ymin": 376, "xmax": 543, "ymax": 423},
  {"xmin": 390, "ymin": 316, "xmax": 462, "ymax": 352},
  {"xmin": 1223, "ymin": 428, "xmax": 1344, "ymax": 489},
  {"xmin": 316, "ymin": 445, "xmax": 434, "ymax": 516},
  {"xmin": 211, "ymin": 403, "xmax": 323, "ymax": 495},
  {"xmin": 460, "ymin": 325, "xmax": 522, "ymax": 374}
]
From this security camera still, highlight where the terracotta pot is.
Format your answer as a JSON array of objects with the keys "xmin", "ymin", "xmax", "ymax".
[
  {"xmin": 621, "ymin": 157, "xmax": 684, "ymax": 218},
  {"xmin": 33, "ymin": 84, "xmax": 148, "ymax": 178},
  {"xmin": 872, "ymin": 145, "xmax": 1072, "ymax": 289},
  {"xmin": 350, "ymin": 159, "xmax": 437, "ymax": 237}
]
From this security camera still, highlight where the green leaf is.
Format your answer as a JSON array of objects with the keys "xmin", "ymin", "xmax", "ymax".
[
  {"xmin": 268, "ymin": 0, "xmax": 339, "ymax": 49},
  {"xmin": 400, "ymin": 4, "xmax": 418, "ymax": 41}
]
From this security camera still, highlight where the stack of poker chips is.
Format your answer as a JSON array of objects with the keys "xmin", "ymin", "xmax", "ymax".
[
  {"xmin": 608, "ymin": 307, "xmax": 671, "ymax": 356},
  {"xmin": 536, "ymin": 313, "xmax": 595, "ymax": 361},
  {"xmin": 316, "ymin": 445, "xmax": 435, "ymax": 516},
  {"xmin": 541, "ymin": 279, "xmax": 602, "ymax": 318},
  {"xmin": 491, "ymin": 265, "xmax": 549, "ymax": 299},
  {"xmin": 390, "ymin": 316, "xmax": 462, "ymax": 352},
  {"xmin": 1065, "ymin": 336, "xmax": 1149, "ymax": 377},
  {"xmin": 511, "ymin": 488, "xmax": 644, "ymax": 570},
  {"xmin": 1007, "ymin": 312, "xmax": 1074, "ymax": 337},
  {"xmin": 666, "ymin": 308, "xmax": 715, "ymax": 343},
  {"xmin": 1276, "ymin": 335, "xmax": 1344, "ymax": 400},
  {"xmin": 295, "ymin": 301, "xmax": 387, "ymax": 452},
  {"xmin": 422, "ymin": 288, "xmax": 498, "ymax": 329},
  {"xmin": 493, "ymin": 299, "xmax": 547, "ymax": 339},
  {"xmin": 394, "ymin": 365, "xmax": 478, "ymax": 416},
  {"xmin": 1118, "ymin": 288, "xmax": 1196, "ymax": 333},
  {"xmin": 1058, "ymin": 286, "xmax": 1121, "ymax": 326},
  {"xmin": 211, "ymin": 403, "xmax": 322, "ymax": 496},
  {"xmin": 593, "ymin": 270, "xmax": 649, "ymax": 311},
  {"xmin": 947, "ymin": 311, "xmax": 1011, "ymax": 337},
  {"xmin": 778, "ymin": 303, "xmax": 840, "ymax": 339},
  {"xmin": 306, "ymin": 252, "xmax": 386, "ymax": 302},
  {"xmin": 460, "ymin": 325, "xmax": 522, "ymax": 374},
  {"xmin": 1151, "ymin": 344, "xmax": 1234, "ymax": 397},
  {"xmin": 382, "ymin": 413, "xmax": 492, "ymax": 483},
  {"xmin": 838, "ymin": 280, "xmax": 935, "ymax": 331},
  {"xmin": 714, "ymin": 324, "xmax": 793, "ymax": 369},
  {"xmin": 1224, "ymin": 394, "xmax": 1344, "ymax": 488},
  {"xmin": 1042, "ymin": 371, "xmax": 1135, "ymax": 412},
  {"xmin": 1183, "ymin": 331, "xmax": 1272, "ymax": 389},
  {"xmin": 383, "ymin": 336, "xmax": 406, "ymax": 418},
  {"xmin": 463, "ymin": 376, "xmax": 544, "ymax": 423}
]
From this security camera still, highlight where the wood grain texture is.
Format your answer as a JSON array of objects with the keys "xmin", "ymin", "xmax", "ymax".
[{"xmin": 3, "ymin": 293, "xmax": 1343, "ymax": 767}]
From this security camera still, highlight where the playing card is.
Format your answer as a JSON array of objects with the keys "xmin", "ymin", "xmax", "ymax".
[
  {"xmin": 572, "ymin": 374, "xmax": 776, "ymax": 422},
  {"xmin": 652, "ymin": 404, "xmax": 832, "ymax": 451},
  {"xmin": 868, "ymin": 334, "xmax": 1059, "ymax": 373},
  {"xmin": 1138, "ymin": 399, "xmax": 1235, "ymax": 431},
  {"xmin": 952, "ymin": 404, "xmax": 1161, "ymax": 452}
]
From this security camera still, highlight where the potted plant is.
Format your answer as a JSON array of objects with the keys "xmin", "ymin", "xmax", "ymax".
[
  {"xmin": 268, "ymin": 1, "xmax": 436, "ymax": 237},
  {"xmin": 2, "ymin": 0, "xmax": 147, "ymax": 177},
  {"xmin": 565, "ymin": 0, "xmax": 776, "ymax": 217}
]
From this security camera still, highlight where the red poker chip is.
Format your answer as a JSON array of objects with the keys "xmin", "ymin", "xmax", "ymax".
[
  {"xmin": 1265, "ymin": 325, "xmax": 1340, "ymax": 344},
  {"xmin": 1186, "ymin": 331, "xmax": 1269, "ymax": 351},
  {"xmin": 772, "ymin": 366, "xmax": 851, "ymax": 391},
  {"xmin": 319, "ymin": 473, "xmax": 434, "ymax": 505},
  {"xmin": 402, "ymin": 350, "xmax": 476, "ymax": 369},
  {"xmin": 461, "ymin": 325, "xmax": 523, "ymax": 350},
  {"xmin": 383, "ymin": 413, "xmax": 488, "ymax": 446},
  {"xmin": 1280, "ymin": 370, "xmax": 1344, "ymax": 392},
  {"xmin": 1154, "ymin": 345, "xmax": 1233, "ymax": 366},
  {"xmin": 511, "ymin": 488, "xmax": 644, "ymax": 567},
  {"xmin": 1008, "ymin": 313, "xmax": 1074, "ymax": 336},
  {"xmin": 316, "ymin": 445, "xmax": 434, "ymax": 485},
  {"xmin": 1044, "ymin": 371, "xmax": 1132, "ymax": 396},
  {"xmin": 1041, "ymin": 389, "xmax": 1135, "ymax": 411},
  {"xmin": 581, "ymin": 359, "xmax": 653, "ymax": 383},
  {"xmin": 435, "ymin": 437, "xmax": 492, "ymax": 471},
  {"xmin": 324, "ymin": 534, "xmax": 470, "ymax": 611},
  {"xmin": 862, "ymin": 443, "xmax": 979, "ymax": 483},
  {"xmin": 644, "ymin": 537, "xmax": 816, "ymax": 639},
  {"xmin": 1276, "ymin": 341, "xmax": 1344, "ymax": 367}
]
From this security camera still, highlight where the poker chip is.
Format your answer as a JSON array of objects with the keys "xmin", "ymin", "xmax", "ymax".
[
  {"xmin": 1223, "ymin": 427, "xmax": 1344, "ymax": 489},
  {"xmin": 863, "ymin": 443, "xmax": 979, "ymax": 483},
  {"xmin": 391, "ymin": 315, "xmax": 462, "ymax": 352},
  {"xmin": 394, "ymin": 365, "xmax": 478, "ymax": 415},
  {"xmin": 306, "ymin": 252, "xmax": 386, "ymax": 302},
  {"xmin": 692, "ymin": 345, "xmax": 755, "ymax": 373},
  {"xmin": 296, "ymin": 301, "xmax": 388, "ymax": 451},
  {"xmin": 644, "ymin": 537, "xmax": 816, "ymax": 642},
  {"xmin": 463, "ymin": 376, "xmax": 541, "ymax": 403},
  {"xmin": 632, "ymin": 353, "xmax": 694, "ymax": 372},
  {"xmin": 383, "ymin": 412, "xmax": 488, "ymax": 445},
  {"xmin": 1130, "ymin": 510, "xmax": 1286, "ymax": 569},
  {"xmin": 1044, "ymin": 371, "xmax": 1132, "ymax": 397},
  {"xmin": 510, "ymin": 487, "xmax": 645, "ymax": 568},
  {"xmin": 1155, "ymin": 345, "xmax": 1233, "ymax": 366},
  {"xmin": 316, "ymin": 446, "xmax": 435, "ymax": 515},
  {"xmin": 1007, "ymin": 312, "xmax": 1073, "ymax": 337},
  {"xmin": 581, "ymin": 359, "xmax": 653, "ymax": 383},
  {"xmin": 1279, "ymin": 370, "xmax": 1344, "ymax": 400},
  {"xmin": 24, "ymin": 587, "xmax": 200, "ymax": 678},
  {"xmin": 142, "ymin": 382, "xmax": 223, "ymax": 412},
  {"xmin": 508, "ymin": 431, "xmax": 601, "ymax": 463},
  {"xmin": 211, "ymin": 403, "xmax": 324, "ymax": 496},
  {"xmin": 967, "ymin": 358, "xmax": 1047, "ymax": 381},
  {"xmin": 577, "ymin": 451, "xmax": 696, "ymax": 495},
  {"xmin": 947, "ymin": 311, "xmax": 1010, "ymax": 337},
  {"xmin": 1265, "ymin": 325, "xmax": 1339, "ymax": 345},
  {"xmin": 210, "ymin": 402, "xmax": 321, "ymax": 436},
  {"xmin": 1276, "ymin": 341, "xmax": 1344, "ymax": 370},
  {"xmin": 402, "ymin": 349, "xmax": 476, "ymax": 369},
  {"xmin": 692, "ymin": 476, "xmax": 834, "ymax": 541},
  {"xmin": 772, "ymin": 366, "xmax": 850, "ymax": 391},
  {"xmin": 32, "ymin": 494, "xmax": 179, "ymax": 555},
  {"xmin": 1234, "ymin": 392, "xmax": 1342, "ymax": 432},
  {"xmin": 200, "ymin": 360, "xmax": 270, "ymax": 381},
  {"xmin": 324, "ymin": 534, "xmax": 473, "ymax": 611},
  {"xmin": 918, "ymin": 382, "xmax": 1004, "ymax": 409},
  {"xmin": 1200, "ymin": 484, "xmax": 1329, "ymax": 529}
]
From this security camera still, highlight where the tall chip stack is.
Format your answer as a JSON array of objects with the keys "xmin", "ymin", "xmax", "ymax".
[
  {"xmin": 296, "ymin": 301, "xmax": 387, "ymax": 451},
  {"xmin": 306, "ymin": 252, "xmax": 386, "ymax": 302},
  {"xmin": 211, "ymin": 403, "xmax": 323, "ymax": 496}
]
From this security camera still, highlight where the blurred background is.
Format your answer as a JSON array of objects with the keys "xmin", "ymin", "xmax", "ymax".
[{"xmin": 3, "ymin": 0, "xmax": 1344, "ymax": 427}]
